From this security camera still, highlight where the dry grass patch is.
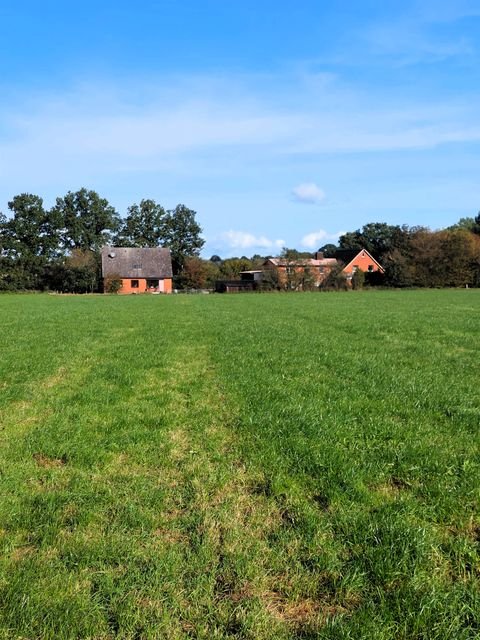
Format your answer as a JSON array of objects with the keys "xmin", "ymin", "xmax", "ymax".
[
  {"xmin": 33, "ymin": 452, "xmax": 67, "ymax": 468},
  {"xmin": 40, "ymin": 367, "xmax": 68, "ymax": 389},
  {"xmin": 372, "ymin": 476, "xmax": 414, "ymax": 501},
  {"xmin": 10, "ymin": 545, "xmax": 36, "ymax": 562},
  {"xmin": 153, "ymin": 527, "xmax": 189, "ymax": 545},
  {"xmin": 261, "ymin": 588, "xmax": 352, "ymax": 630}
]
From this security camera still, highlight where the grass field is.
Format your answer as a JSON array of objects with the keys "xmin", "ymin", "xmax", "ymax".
[{"xmin": 0, "ymin": 290, "xmax": 479, "ymax": 639}]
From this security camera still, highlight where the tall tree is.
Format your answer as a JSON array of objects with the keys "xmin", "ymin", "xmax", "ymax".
[
  {"xmin": 160, "ymin": 204, "xmax": 205, "ymax": 274},
  {"xmin": 114, "ymin": 199, "xmax": 166, "ymax": 247},
  {"xmin": 0, "ymin": 194, "xmax": 59, "ymax": 289},
  {"xmin": 53, "ymin": 188, "xmax": 120, "ymax": 252},
  {"xmin": 339, "ymin": 223, "xmax": 409, "ymax": 261}
]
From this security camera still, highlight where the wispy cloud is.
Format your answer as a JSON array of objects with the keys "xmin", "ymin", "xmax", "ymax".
[
  {"xmin": 364, "ymin": 24, "xmax": 474, "ymax": 65},
  {"xmin": 292, "ymin": 183, "xmax": 326, "ymax": 204},
  {"xmin": 1, "ymin": 66, "xmax": 480, "ymax": 247},
  {"xmin": 1, "ymin": 69, "xmax": 480, "ymax": 191},
  {"xmin": 0, "ymin": 84, "xmax": 302, "ymax": 183},
  {"xmin": 356, "ymin": 1, "xmax": 479, "ymax": 66}
]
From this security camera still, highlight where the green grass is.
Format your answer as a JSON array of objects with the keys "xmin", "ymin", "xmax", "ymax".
[{"xmin": 0, "ymin": 290, "xmax": 479, "ymax": 639}]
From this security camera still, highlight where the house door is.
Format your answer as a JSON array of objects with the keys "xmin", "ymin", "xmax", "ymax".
[{"xmin": 158, "ymin": 279, "xmax": 165, "ymax": 293}]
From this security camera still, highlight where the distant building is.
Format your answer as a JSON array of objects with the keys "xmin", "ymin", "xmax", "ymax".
[
  {"xmin": 239, "ymin": 270, "xmax": 264, "ymax": 282},
  {"xmin": 214, "ymin": 271, "xmax": 264, "ymax": 293},
  {"xmin": 334, "ymin": 249, "xmax": 384, "ymax": 283},
  {"xmin": 101, "ymin": 247, "xmax": 173, "ymax": 294},
  {"xmin": 263, "ymin": 252, "xmax": 338, "ymax": 289},
  {"xmin": 214, "ymin": 248, "xmax": 386, "ymax": 293},
  {"xmin": 233, "ymin": 249, "xmax": 384, "ymax": 292}
]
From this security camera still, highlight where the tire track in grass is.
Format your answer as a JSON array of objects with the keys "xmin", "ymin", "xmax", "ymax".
[
  {"xmin": 143, "ymin": 342, "xmax": 282, "ymax": 637},
  {"xmin": 143, "ymin": 342, "xmax": 354, "ymax": 639}
]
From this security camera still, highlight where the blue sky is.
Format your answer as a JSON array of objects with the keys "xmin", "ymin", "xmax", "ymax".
[{"xmin": 1, "ymin": 0, "xmax": 479, "ymax": 256}]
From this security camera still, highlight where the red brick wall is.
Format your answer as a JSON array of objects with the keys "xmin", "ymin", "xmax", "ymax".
[
  {"xmin": 117, "ymin": 278, "xmax": 173, "ymax": 294},
  {"xmin": 342, "ymin": 251, "xmax": 384, "ymax": 275}
]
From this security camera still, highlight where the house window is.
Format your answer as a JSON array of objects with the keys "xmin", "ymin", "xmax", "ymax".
[
  {"xmin": 368, "ymin": 265, "xmax": 374, "ymax": 272},
  {"xmin": 131, "ymin": 280, "xmax": 139, "ymax": 288},
  {"xmin": 132, "ymin": 263, "xmax": 142, "ymax": 270}
]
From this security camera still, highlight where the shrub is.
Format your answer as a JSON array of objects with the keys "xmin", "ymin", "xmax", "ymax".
[
  {"xmin": 320, "ymin": 264, "xmax": 348, "ymax": 291},
  {"xmin": 351, "ymin": 268, "xmax": 365, "ymax": 290},
  {"xmin": 104, "ymin": 274, "xmax": 122, "ymax": 294}
]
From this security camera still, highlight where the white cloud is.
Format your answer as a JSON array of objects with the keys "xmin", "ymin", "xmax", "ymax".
[
  {"xmin": 292, "ymin": 182, "xmax": 326, "ymax": 204},
  {"xmin": 300, "ymin": 229, "xmax": 345, "ymax": 249},
  {"xmin": 218, "ymin": 230, "xmax": 285, "ymax": 251}
]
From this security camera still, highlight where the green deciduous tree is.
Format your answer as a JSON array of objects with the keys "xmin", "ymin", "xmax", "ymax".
[
  {"xmin": 53, "ymin": 188, "xmax": 121, "ymax": 252},
  {"xmin": 339, "ymin": 223, "xmax": 409, "ymax": 261},
  {"xmin": 448, "ymin": 217, "xmax": 477, "ymax": 232},
  {"xmin": 46, "ymin": 249, "xmax": 100, "ymax": 293},
  {"xmin": 218, "ymin": 257, "xmax": 254, "ymax": 279},
  {"xmin": 160, "ymin": 204, "xmax": 205, "ymax": 274},
  {"xmin": 318, "ymin": 243, "xmax": 338, "ymax": 257},
  {"xmin": 114, "ymin": 199, "xmax": 167, "ymax": 247},
  {"xmin": 0, "ymin": 194, "xmax": 60, "ymax": 289},
  {"xmin": 383, "ymin": 248, "xmax": 416, "ymax": 288}
]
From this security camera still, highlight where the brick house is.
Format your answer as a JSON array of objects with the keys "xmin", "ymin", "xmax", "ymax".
[
  {"xmin": 101, "ymin": 247, "xmax": 173, "ymax": 294},
  {"xmin": 334, "ymin": 249, "xmax": 385, "ymax": 283},
  {"xmin": 263, "ymin": 249, "xmax": 384, "ymax": 289},
  {"xmin": 263, "ymin": 252, "xmax": 338, "ymax": 289}
]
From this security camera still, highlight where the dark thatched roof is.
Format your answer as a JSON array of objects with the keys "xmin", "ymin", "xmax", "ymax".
[{"xmin": 101, "ymin": 247, "xmax": 173, "ymax": 279}]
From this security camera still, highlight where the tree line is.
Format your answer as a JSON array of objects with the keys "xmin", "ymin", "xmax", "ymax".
[
  {"xmin": 0, "ymin": 189, "xmax": 204, "ymax": 292},
  {"xmin": 180, "ymin": 218, "xmax": 480, "ymax": 290},
  {"xmin": 1, "ymin": 188, "xmax": 479, "ymax": 291},
  {"xmin": 335, "ymin": 219, "xmax": 480, "ymax": 288}
]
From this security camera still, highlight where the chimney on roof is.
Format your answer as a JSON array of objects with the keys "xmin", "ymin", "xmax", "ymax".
[{"xmin": 314, "ymin": 251, "xmax": 324, "ymax": 260}]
